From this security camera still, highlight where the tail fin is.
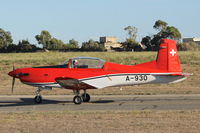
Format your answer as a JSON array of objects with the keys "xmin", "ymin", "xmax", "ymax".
[{"xmin": 156, "ymin": 39, "xmax": 182, "ymax": 72}]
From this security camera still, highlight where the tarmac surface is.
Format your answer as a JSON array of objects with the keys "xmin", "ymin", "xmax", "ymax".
[{"xmin": 0, "ymin": 95, "xmax": 200, "ymax": 112}]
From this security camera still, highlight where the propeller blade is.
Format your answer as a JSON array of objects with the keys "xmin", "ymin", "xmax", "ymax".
[
  {"xmin": 11, "ymin": 64, "xmax": 15, "ymax": 93},
  {"xmin": 13, "ymin": 64, "xmax": 15, "ymax": 71},
  {"xmin": 11, "ymin": 77, "xmax": 15, "ymax": 93}
]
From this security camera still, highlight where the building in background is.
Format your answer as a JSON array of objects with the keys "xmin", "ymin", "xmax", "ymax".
[
  {"xmin": 183, "ymin": 38, "xmax": 200, "ymax": 45},
  {"xmin": 100, "ymin": 36, "xmax": 122, "ymax": 51}
]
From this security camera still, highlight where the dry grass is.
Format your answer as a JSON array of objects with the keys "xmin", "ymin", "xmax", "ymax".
[
  {"xmin": 0, "ymin": 111, "xmax": 199, "ymax": 133},
  {"xmin": 0, "ymin": 51, "xmax": 199, "ymax": 95},
  {"xmin": 0, "ymin": 52, "xmax": 199, "ymax": 133}
]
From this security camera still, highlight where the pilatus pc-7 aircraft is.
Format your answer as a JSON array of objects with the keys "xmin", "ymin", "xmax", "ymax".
[{"xmin": 8, "ymin": 39, "xmax": 190, "ymax": 104}]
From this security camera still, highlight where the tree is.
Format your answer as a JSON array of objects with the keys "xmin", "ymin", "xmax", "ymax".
[
  {"xmin": 177, "ymin": 42, "xmax": 200, "ymax": 51},
  {"xmin": 141, "ymin": 36, "xmax": 152, "ymax": 51},
  {"xmin": 165, "ymin": 26, "xmax": 182, "ymax": 40},
  {"xmin": 68, "ymin": 39, "xmax": 79, "ymax": 49},
  {"xmin": 35, "ymin": 30, "xmax": 71, "ymax": 50},
  {"xmin": 18, "ymin": 40, "xmax": 37, "ymax": 52},
  {"xmin": 153, "ymin": 20, "xmax": 181, "ymax": 40},
  {"xmin": 49, "ymin": 38, "xmax": 65, "ymax": 50},
  {"xmin": 0, "ymin": 28, "xmax": 13, "ymax": 50},
  {"xmin": 35, "ymin": 30, "xmax": 52, "ymax": 49},
  {"xmin": 141, "ymin": 20, "xmax": 182, "ymax": 51},
  {"xmin": 6, "ymin": 40, "xmax": 39, "ymax": 53},
  {"xmin": 122, "ymin": 38, "xmax": 141, "ymax": 51},
  {"xmin": 63, "ymin": 39, "xmax": 79, "ymax": 51},
  {"xmin": 64, "ymin": 39, "xmax": 79, "ymax": 50},
  {"xmin": 149, "ymin": 34, "xmax": 162, "ymax": 51},
  {"xmin": 81, "ymin": 39, "xmax": 104, "ymax": 51},
  {"xmin": 124, "ymin": 26, "xmax": 138, "ymax": 40},
  {"xmin": 153, "ymin": 20, "xmax": 168, "ymax": 31},
  {"xmin": 123, "ymin": 26, "xmax": 141, "ymax": 51},
  {"xmin": 6, "ymin": 44, "xmax": 18, "ymax": 53}
]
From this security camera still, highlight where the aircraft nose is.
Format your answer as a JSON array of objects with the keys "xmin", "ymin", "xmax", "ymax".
[
  {"xmin": 8, "ymin": 69, "xmax": 29, "ymax": 78},
  {"xmin": 8, "ymin": 70, "xmax": 16, "ymax": 77}
]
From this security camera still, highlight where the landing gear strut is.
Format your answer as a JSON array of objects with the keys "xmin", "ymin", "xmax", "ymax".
[
  {"xmin": 34, "ymin": 87, "xmax": 42, "ymax": 103},
  {"xmin": 73, "ymin": 90, "xmax": 91, "ymax": 104}
]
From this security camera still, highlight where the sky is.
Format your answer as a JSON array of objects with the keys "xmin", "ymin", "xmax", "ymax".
[{"xmin": 0, "ymin": 0, "xmax": 199, "ymax": 45}]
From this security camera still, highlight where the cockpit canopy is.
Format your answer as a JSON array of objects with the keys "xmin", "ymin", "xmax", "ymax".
[{"xmin": 64, "ymin": 57, "xmax": 105, "ymax": 69}]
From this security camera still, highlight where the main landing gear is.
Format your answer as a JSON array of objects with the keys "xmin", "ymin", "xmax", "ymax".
[
  {"xmin": 33, "ymin": 87, "xmax": 90, "ymax": 105},
  {"xmin": 73, "ymin": 90, "xmax": 90, "ymax": 104},
  {"xmin": 34, "ymin": 87, "xmax": 42, "ymax": 103}
]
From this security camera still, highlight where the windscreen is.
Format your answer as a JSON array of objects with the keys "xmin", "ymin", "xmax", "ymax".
[{"xmin": 71, "ymin": 57, "xmax": 105, "ymax": 68}]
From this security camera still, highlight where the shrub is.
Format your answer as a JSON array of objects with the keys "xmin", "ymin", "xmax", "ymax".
[{"xmin": 177, "ymin": 42, "xmax": 200, "ymax": 51}]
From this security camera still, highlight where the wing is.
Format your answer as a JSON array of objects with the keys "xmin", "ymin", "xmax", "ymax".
[{"xmin": 55, "ymin": 77, "xmax": 97, "ymax": 90}]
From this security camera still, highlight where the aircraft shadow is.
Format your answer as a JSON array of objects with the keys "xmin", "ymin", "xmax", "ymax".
[
  {"xmin": 91, "ymin": 100, "xmax": 114, "ymax": 103},
  {"xmin": 0, "ymin": 98, "xmax": 71, "ymax": 108},
  {"xmin": 0, "ymin": 98, "xmax": 115, "ymax": 108}
]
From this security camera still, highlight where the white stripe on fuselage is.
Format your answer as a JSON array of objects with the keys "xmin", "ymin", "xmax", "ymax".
[{"xmin": 80, "ymin": 73, "xmax": 186, "ymax": 89}]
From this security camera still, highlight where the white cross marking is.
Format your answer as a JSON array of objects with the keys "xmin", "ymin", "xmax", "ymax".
[{"xmin": 170, "ymin": 49, "xmax": 176, "ymax": 56}]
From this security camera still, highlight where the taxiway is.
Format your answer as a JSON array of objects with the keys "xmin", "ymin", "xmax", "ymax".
[{"xmin": 0, "ymin": 95, "xmax": 200, "ymax": 112}]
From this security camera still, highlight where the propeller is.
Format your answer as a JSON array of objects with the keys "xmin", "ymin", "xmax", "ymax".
[
  {"xmin": 11, "ymin": 65, "xmax": 15, "ymax": 93},
  {"xmin": 11, "ymin": 76, "xmax": 15, "ymax": 93}
]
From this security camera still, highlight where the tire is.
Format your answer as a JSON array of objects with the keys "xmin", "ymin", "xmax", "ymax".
[
  {"xmin": 73, "ymin": 96, "xmax": 82, "ymax": 104},
  {"xmin": 34, "ymin": 95, "xmax": 42, "ymax": 104},
  {"xmin": 82, "ymin": 93, "xmax": 90, "ymax": 102}
]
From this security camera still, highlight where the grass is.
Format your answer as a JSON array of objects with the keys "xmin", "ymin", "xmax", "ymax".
[
  {"xmin": 0, "ymin": 110, "xmax": 199, "ymax": 133},
  {"xmin": 0, "ymin": 51, "xmax": 199, "ymax": 95},
  {"xmin": 0, "ymin": 52, "xmax": 200, "ymax": 133}
]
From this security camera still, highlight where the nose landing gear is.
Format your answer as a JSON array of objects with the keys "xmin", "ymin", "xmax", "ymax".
[
  {"xmin": 34, "ymin": 95, "xmax": 42, "ymax": 103},
  {"xmin": 34, "ymin": 87, "xmax": 43, "ymax": 103}
]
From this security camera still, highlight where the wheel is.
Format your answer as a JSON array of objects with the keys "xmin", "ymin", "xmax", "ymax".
[
  {"xmin": 82, "ymin": 93, "xmax": 90, "ymax": 102},
  {"xmin": 34, "ymin": 95, "xmax": 42, "ymax": 103},
  {"xmin": 73, "ymin": 96, "xmax": 82, "ymax": 104}
]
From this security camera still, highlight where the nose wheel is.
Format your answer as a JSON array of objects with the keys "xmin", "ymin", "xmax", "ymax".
[
  {"xmin": 34, "ymin": 87, "xmax": 43, "ymax": 104},
  {"xmin": 34, "ymin": 95, "xmax": 42, "ymax": 103}
]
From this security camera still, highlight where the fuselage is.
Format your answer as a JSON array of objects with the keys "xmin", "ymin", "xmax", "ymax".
[{"xmin": 8, "ymin": 61, "xmax": 187, "ymax": 90}]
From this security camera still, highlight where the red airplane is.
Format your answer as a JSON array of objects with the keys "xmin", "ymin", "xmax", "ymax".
[{"xmin": 8, "ymin": 39, "xmax": 190, "ymax": 104}]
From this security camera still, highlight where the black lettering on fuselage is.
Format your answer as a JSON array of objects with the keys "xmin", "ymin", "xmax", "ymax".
[
  {"xmin": 126, "ymin": 75, "xmax": 148, "ymax": 82},
  {"xmin": 126, "ymin": 76, "xmax": 130, "ymax": 81}
]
